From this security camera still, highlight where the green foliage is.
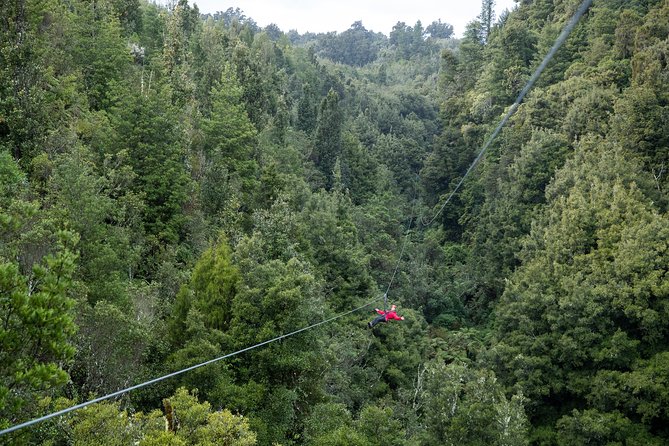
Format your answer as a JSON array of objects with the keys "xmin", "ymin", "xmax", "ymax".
[
  {"xmin": 406, "ymin": 234, "xmax": 469, "ymax": 328},
  {"xmin": 478, "ymin": 15, "xmax": 537, "ymax": 111},
  {"xmin": 0, "ymin": 0, "xmax": 81, "ymax": 163},
  {"xmin": 458, "ymin": 21, "xmax": 486, "ymax": 90},
  {"xmin": 2, "ymin": 0, "xmax": 669, "ymax": 444},
  {"xmin": 297, "ymin": 81, "xmax": 319, "ymax": 133},
  {"xmin": 71, "ymin": 300, "xmax": 150, "ymax": 397},
  {"xmin": 303, "ymin": 402, "xmax": 411, "ymax": 446},
  {"xmin": 418, "ymin": 361, "xmax": 528, "ymax": 446},
  {"xmin": 170, "ymin": 236, "xmax": 240, "ymax": 341},
  {"xmin": 389, "ymin": 21, "xmax": 437, "ymax": 59},
  {"xmin": 70, "ymin": 0, "xmax": 132, "ymax": 110},
  {"xmin": 426, "ymin": 20, "xmax": 454, "ymax": 39},
  {"xmin": 303, "ymin": 402, "xmax": 355, "ymax": 443},
  {"xmin": 298, "ymin": 190, "xmax": 373, "ymax": 310},
  {"xmin": 109, "ymin": 85, "xmax": 191, "ymax": 248},
  {"xmin": 317, "ymin": 22, "xmax": 385, "ymax": 67},
  {"xmin": 48, "ymin": 146, "xmax": 139, "ymax": 306},
  {"xmin": 165, "ymin": 387, "xmax": 257, "ymax": 445},
  {"xmin": 479, "ymin": 0, "xmax": 496, "ymax": 41},
  {"xmin": 30, "ymin": 387, "xmax": 257, "ymax": 445},
  {"xmin": 467, "ymin": 129, "xmax": 571, "ymax": 305},
  {"xmin": 556, "ymin": 409, "xmax": 662, "ymax": 446},
  {"xmin": 313, "ymin": 89, "xmax": 344, "ymax": 189},
  {"xmin": 221, "ymin": 252, "xmax": 324, "ymax": 443},
  {"xmin": 357, "ymin": 405, "xmax": 409, "ymax": 446},
  {"xmin": 201, "ymin": 62, "xmax": 259, "ymax": 219},
  {"xmin": 109, "ymin": 0, "xmax": 143, "ymax": 35},
  {"xmin": 70, "ymin": 401, "xmax": 142, "ymax": 446},
  {"xmin": 162, "ymin": 0, "xmax": 199, "ymax": 106},
  {"xmin": 492, "ymin": 141, "xmax": 669, "ymax": 439},
  {"xmin": 232, "ymin": 39, "xmax": 281, "ymax": 128},
  {"xmin": 611, "ymin": 86, "xmax": 669, "ymax": 190},
  {"xmin": 0, "ymin": 231, "xmax": 78, "ymax": 424}
]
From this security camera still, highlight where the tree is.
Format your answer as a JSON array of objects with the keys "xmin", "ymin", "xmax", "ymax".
[
  {"xmin": 232, "ymin": 39, "xmax": 280, "ymax": 128},
  {"xmin": 166, "ymin": 236, "xmax": 242, "ymax": 412},
  {"xmin": 458, "ymin": 21, "xmax": 486, "ymax": 91},
  {"xmin": 467, "ymin": 130, "xmax": 570, "ymax": 302},
  {"xmin": 29, "ymin": 387, "xmax": 257, "ymax": 445},
  {"xmin": 476, "ymin": 15, "xmax": 537, "ymax": 109},
  {"xmin": 419, "ymin": 361, "xmax": 528, "ymax": 445},
  {"xmin": 556, "ymin": 409, "xmax": 661, "ymax": 446},
  {"xmin": 0, "ymin": 0, "xmax": 79, "ymax": 163},
  {"xmin": 71, "ymin": 301, "xmax": 149, "ymax": 397},
  {"xmin": 109, "ymin": 86, "xmax": 191, "ymax": 249},
  {"xmin": 479, "ymin": 0, "xmax": 496, "ymax": 42},
  {"xmin": 303, "ymin": 403, "xmax": 358, "ymax": 444},
  {"xmin": 0, "ymin": 230, "xmax": 78, "ymax": 425},
  {"xmin": 297, "ymin": 81, "xmax": 320, "ymax": 134},
  {"xmin": 388, "ymin": 21, "xmax": 434, "ymax": 59},
  {"xmin": 426, "ymin": 20, "xmax": 454, "ymax": 39},
  {"xmin": 109, "ymin": 0, "xmax": 143, "ymax": 35},
  {"xmin": 298, "ymin": 190, "xmax": 374, "ymax": 310},
  {"xmin": 48, "ymin": 146, "xmax": 139, "ymax": 306},
  {"xmin": 162, "ymin": 387, "xmax": 257, "ymax": 446},
  {"xmin": 313, "ymin": 89, "xmax": 344, "ymax": 190},
  {"xmin": 170, "ymin": 235, "xmax": 240, "ymax": 341},
  {"xmin": 219, "ymin": 249, "xmax": 325, "ymax": 444},
  {"xmin": 162, "ymin": 0, "xmax": 199, "ymax": 106},
  {"xmin": 357, "ymin": 405, "xmax": 409, "ymax": 446},
  {"xmin": 491, "ymin": 140, "xmax": 669, "ymax": 441},
  {"xmin": 339, "ymin": 132, "xmax": 379, "ymax": 204},
  {"xmin": 317, "ymin": 22, "xmax": 385, "ymax": 67},
  {"xmin": 201, "ymin": 63, "xmax": 259, "ymax": 218},
  {"xmin": 611, "ymin": 86, "xmax": 669, "ymax": 191},
  {"xmin": 71, "ymin": 0, "xmax": 131, "ymax": 110}
]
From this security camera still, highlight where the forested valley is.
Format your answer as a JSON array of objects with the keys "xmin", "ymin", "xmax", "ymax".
[{"xmin": 1, "ymin": 0, "xmax": 668, "ymax": 444}]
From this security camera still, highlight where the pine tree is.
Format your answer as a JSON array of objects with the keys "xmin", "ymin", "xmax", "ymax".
[
  {"xmin": 109, "ymin": 87, "xmax": 190, "ymax": 248},
  {"xmin": 170, "ymin": 235, "xmax": 240, "ymax": 339},
  {"xmin": 313, "ymin": 89, "xmax": 344, "ymax": 190},
  {"xmin": 0, "ymin": 231, "xmax": 78, "ymax": 424},
  {"xmin": 479, "ymin": 0, "xmax": 496, "ymax": 42},
  {"xmin": 201, "ymin": 63, "xmax": 259, "ymax": 217}
]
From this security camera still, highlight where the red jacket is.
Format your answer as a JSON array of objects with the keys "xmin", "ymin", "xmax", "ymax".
[{"xmin": 375, "ymin": 308, "xmax": 404, "ymax": 321}]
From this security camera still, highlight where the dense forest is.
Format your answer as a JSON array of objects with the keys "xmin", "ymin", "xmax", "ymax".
[{"xmin": 1, "ymin": 0, "xmax": 668, "ymax": 444}]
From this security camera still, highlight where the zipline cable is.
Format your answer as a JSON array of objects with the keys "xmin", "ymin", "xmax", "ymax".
[
  {"xmin": 0, "ymin": 0, "xmax": 594, "ymax": 437},
  {"xmin": 421, "ymin": 0, "xmax": 593, "ymax": 227},
  {"xmin": 0, "ymin": 299, "xmax": 376, "ymax": 437},
  {"xmin": 384, "ymin": 178, "xmax": 420, "ymax": 300}
]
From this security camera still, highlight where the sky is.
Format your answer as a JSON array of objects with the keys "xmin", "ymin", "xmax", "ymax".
[{"xmin": 190, "ymin": 0, "xmax": 518, "ymax": 37}]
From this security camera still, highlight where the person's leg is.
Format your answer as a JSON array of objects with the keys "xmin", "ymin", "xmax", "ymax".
[{"xmin": 368, "ymin": 315, "xmax": 386, "ymax": 328}]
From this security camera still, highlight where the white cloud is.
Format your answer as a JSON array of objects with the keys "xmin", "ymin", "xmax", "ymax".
[{"xmin": 191, "ymin": 0, "xmax": 518, "ymax": 37}]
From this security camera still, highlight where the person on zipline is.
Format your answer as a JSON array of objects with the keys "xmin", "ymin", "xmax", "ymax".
[{"xmin": 368, "ymin": 304, "xmax": 405, "ymax": 328}]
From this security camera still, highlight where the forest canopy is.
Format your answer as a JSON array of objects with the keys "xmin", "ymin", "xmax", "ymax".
[{"xmin": 1, "ymin": 0, "xmax": 668, "ymax": 445}]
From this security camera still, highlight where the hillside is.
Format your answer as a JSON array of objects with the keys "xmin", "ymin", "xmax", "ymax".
[{"xmin": 1, "ymin": 0, "xmax": 668, "ymax": 444}]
